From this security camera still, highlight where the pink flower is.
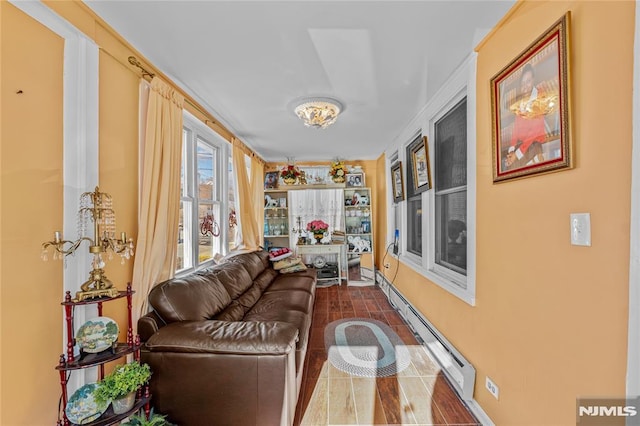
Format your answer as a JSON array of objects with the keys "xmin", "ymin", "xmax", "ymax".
[{"xmin": 306, "ymin": 220, "xmax": 329, "ymax": 232}]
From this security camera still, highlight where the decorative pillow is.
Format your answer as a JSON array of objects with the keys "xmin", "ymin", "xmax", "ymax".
[
  {"xmin": 273, "ymin": 256, "xmax": 302, "ymax": 270},
  {"xmin": 280, "ymin": 261, "xmax": 307, "ymax": 274}
]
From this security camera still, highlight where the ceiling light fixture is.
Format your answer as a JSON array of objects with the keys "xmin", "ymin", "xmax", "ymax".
[{"xmin": 293, "ymin": 97, "xmax": 343, "ymax": 129}]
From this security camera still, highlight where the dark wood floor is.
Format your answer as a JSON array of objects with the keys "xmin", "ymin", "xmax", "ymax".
[{"xmin": 294, "ymin": 283, "xmax": 480, "ymax": 425}]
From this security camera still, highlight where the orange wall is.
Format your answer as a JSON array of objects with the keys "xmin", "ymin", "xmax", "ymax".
[
  {"xmin": 1, "ymin": 3, "xmax": 65, "ymax": 423},
  {"xmin": 378, "ymin": 1, "xmax": 635, "ymax": 424},
  {"xmin": 0, "ymin": 3, "xmax": 140, "ymax": 424}
]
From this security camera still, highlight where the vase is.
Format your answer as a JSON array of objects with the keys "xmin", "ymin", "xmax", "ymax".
[
  {"xmin": 283, "ymin": 177, "xmax": 296, "ymax": 185},
  {"xmin": 314, "ymin": 232, "xmax": 324, "ymax": 243},
  {"xmin": 111, "ymin": 391, "xmax": 136, "ymax": 415},
  {"xmin": 332, "ymin": 176, "xmax": 345, "ymax": 184}
]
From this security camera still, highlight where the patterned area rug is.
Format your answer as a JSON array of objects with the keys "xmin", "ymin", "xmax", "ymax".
[{"xmin": 324, "ymin": 318, "xmax": 411, "ymax": 377}]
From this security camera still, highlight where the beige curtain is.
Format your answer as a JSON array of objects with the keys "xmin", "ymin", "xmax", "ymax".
[
  {"xmin": 132, "ymin": 77, "xmax": 184, "ymax": 323},
  {"xmin": 251, "ymin": 154, "xmax": 265, "ymax": 245},
  {"xmin": 232, "ymin": 138, "xmax": 263, "ymax": 251}
]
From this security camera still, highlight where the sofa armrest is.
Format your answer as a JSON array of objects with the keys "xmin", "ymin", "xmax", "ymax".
[
  {"xmin": 138, "ymin": 311, "xmax": 166, "ymax": 343},
  {"xmin": 144, "ymin": 320, "xmax": 299, "ymax": 355}
]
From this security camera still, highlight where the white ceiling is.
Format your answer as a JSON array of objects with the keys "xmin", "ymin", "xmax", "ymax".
[{"xmin": 84, "ymin": 1, "xmax": 515, "ymax": 162}]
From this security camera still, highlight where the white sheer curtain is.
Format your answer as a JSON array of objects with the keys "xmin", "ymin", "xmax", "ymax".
[{"xmin": 288, "ymin": 189, "xmax": 344, "ymax": 247}]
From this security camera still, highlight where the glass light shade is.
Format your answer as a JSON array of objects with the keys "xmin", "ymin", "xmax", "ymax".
[{"xmin": 294, "ymin": 98, "xmax": 342, "ymax": 129}]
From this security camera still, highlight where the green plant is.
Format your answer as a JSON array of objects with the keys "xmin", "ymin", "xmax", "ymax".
[
  {"xmin": 94, "ymin": 361, "xmax": 151, "ymax": 404},
  {"xmin": 122, "ymin": 408, "xmax": 174, "ymax": 426}
]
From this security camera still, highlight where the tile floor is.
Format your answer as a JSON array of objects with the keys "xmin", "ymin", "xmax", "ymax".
[{"xmin": 294, "ymin": 283, "xmax": 480, "ymax": 426}]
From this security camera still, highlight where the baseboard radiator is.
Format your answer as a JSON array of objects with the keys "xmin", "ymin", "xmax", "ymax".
[{"xmin": 376, "ymin": 271, "xmax": 476, "ymax": 401}]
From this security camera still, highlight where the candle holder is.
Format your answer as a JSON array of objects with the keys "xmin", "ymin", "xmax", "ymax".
[{"xmin": 41, "ymin": 187, "xmax": 134, "ymax": 301}]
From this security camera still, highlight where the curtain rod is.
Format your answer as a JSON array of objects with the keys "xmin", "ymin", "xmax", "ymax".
[
  {"xmin": 127, "ymin": 55, "xmax": 265, "ymax": 165},
  {"xmin": 127, "ymin": 55, "xmax": 223, "ymax": 128}
]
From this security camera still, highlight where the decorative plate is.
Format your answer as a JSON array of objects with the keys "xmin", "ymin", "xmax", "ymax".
[
  {"xmin": 65, "ymin": 383, "xmax": 109, "ymax": 424},
  {"xmin": 76, "ymin": 316, "xmax": 119, "ymax": 353},
  {"xmin": 313, "ymin": 255, "xmax": 327, "ymax": 268}
]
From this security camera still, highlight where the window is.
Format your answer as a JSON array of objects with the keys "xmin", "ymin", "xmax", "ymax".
[
  {"xmin": 405, "ymin": 135, "xmax": 428, "ymax": 256},
  {"xmin": 177, "ymin": 114, "xmax": 227, "ymax": 273},
  {"xmin": 434, "ymin": 98, "xmax": 467, "ymax": 280},
  {"xmin": 389, "ymin": 53, "xmax": 476, "ymax": 305}
]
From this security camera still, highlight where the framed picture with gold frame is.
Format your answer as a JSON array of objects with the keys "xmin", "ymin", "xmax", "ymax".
[
  {"xmin": 391, "ymin": 161, "xmax": 404, "ymax": 203},
  {"xmin": 410, "ymin": 136, "xmax": 431, "ymax": 191},
  {"xmin": 491, "ymin": 13, "xmax": 572, "ymax": 183}
]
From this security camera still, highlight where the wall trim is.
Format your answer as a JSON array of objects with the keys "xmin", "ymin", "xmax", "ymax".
[{"xmin": 627, "ymin": 0, "xmax": 640, "ymax": 406}]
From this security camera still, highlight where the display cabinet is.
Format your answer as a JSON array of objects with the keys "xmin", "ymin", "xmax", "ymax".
[
  {"xmin": 344, "ymin": 187, "xmax": 374, "ymax": 285},
  {"xmin": 264, "ymin": 189, "xmax": 290, "ymax": 250},
  {"xmin": 56, "ymin": 283, "xmax": 150, "ymax": 426}
]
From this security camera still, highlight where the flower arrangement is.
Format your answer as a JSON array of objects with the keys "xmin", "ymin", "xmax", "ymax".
[
  {"xmin": 306, "ymin": 219, "xmax": 329, "ymax": 234},
  {"xmin": 329, "ymin": 161, "xmax": 346, "ymax": 182},
  {"xmin": 280, "ymin": 165, "xmax": 301, "ymax": 182}
]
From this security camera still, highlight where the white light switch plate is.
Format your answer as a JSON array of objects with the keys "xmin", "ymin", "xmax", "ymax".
[{"xmin": 570, "ymin": 213, "xmax": 591, "ymax": 246}]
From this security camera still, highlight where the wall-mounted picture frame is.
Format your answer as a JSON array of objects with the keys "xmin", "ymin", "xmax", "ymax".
[
  {"xmin": 391, "ymin": 162, "xmax": 404, "ymax": 203},
  {"xmin": 264, "ymin": 171, "xmax": 279, "ymax": 189},
  {"xmin": 410, "ymin": 136, "xmax": 431, "ymax": 191},
  {"xmin": 491, "ymin": 12, "xmax": 572, "ymax": 183},
  {"xmin": 346, "ymin": 172, "xmax": 365, "ymax": 187}
]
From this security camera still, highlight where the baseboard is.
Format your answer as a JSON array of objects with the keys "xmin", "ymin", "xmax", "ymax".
[{"xmin": 466, "ymin": 399, "xmax": 495, "ymax": 426}]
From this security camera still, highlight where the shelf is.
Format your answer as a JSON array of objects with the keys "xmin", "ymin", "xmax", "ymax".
[
  {"xmin": 67, "ymin": 395, "xmax": 151, "ymax": 426},
  {"xmin": 56, "ymin": 343, "xmax": 141, "ymax": 371},
  {"xmin": 277, "ymin": 183, "xmax": 345, "ymax": 190},
  {"xmin": 265, "ymin": 235, "xmax": 289, "ymax": 238},
  {"xmin": 61, "ymin": 290, "xmax": 133, "ymax": 306},
  {"xmin": 346, "ymin": 233, "xmax": 372, "ymax": 237}
]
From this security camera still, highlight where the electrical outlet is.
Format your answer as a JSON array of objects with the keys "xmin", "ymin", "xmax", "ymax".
[{"xmin": 486, "ymin": 376, "xmax": 499, "ymax": 399}]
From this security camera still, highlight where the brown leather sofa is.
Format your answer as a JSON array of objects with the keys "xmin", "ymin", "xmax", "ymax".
[{"xmin": 137, "ymin": 250, "xmax": 316, "ymax": 426}]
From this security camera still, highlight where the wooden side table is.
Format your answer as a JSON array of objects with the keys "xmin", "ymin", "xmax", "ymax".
[{"xmin": 296, "ymin": 243, "xmax": 344, "ymax": 283}]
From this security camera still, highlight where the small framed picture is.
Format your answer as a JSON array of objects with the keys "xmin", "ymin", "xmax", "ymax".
[
  {"xmin": 264, "ymin": 171, "xmax": 279, "ymax": 189},
  {"xmin": 410, "ymin": 136, "xmax": 431, "ymax": 191},
  {"xmin": 391, "ymin": 162, "xmax": 404, "ymax": 203},
  {"xmin": 346, "ymin": 172, "xmax": 365, "ymax": 187}
]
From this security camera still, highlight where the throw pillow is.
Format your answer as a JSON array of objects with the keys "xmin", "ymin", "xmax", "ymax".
[
  {"xmin": 273, "ymin": 256, "xmax": 302, "ymax": 271},
  {"xmin": 280, "ymin": 262, "xmax": 308, "ymax": 274}
]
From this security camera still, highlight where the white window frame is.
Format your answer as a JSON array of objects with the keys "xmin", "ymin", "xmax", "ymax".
[
  {"xmin": 386, "ymin": 53, "xmax": 477, "ymax": 305},
  {"xmin": 178, "ymin": 111, "xmax": 229, "ymax": 275}
]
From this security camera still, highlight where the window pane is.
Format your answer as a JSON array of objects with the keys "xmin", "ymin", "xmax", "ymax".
[
  {"xmin": 228, "ymin": 155, "xmax": 238, "ymax": 252},
  {"xmin": 406, "ymin": 195, "xmax": 422, "ymax": 256},
  {"xmin": 435, "ymin": 98, "xmax": 467, "ymax": 191},
  {"xmin": 177, "ymin": 200, "xmax": 193, "ymax": 271},
  {"xmin": 181, "ymin": 129, "xmax": 188, "ymax": 197},
  {"xmin": 435, "ymin": 189, "xmax": 467, "ymax": 277},
  {"xmin": 197, "ymin": 138, "xmax": 215, "ymax": 201},
  {"xmin": 198, "ymin": 203, "xmax": 220, "ymax": 264}
]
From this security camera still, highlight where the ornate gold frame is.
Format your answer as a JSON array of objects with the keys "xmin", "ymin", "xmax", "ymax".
[{"xmin": 491, "ymin": 12, "xmax": 572, "ymax": 183}]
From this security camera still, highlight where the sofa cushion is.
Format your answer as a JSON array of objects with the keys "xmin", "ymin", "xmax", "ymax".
[
  {"xmin": 148, "ymin": 274, "xmax": 231, "ymax": 323},
  {"xmin": 221, "ymin": 251, "xmax": 265, "ymax": 280},
  {"xmin": 266, "ymin": 270, "xmax": 316, "ymax": 295},
  {"xmin": 254, "ymin": 249, "xmax": 271, "ymax": 269},
  {"xmin": 235, "ymin": 284, "xmax": 264, "ymax": 312},
  {"xmin": 203, "ymin": 262, "xmax": 253, "ymax": 300},
  {"xmin": 214, "ymin": 302, "xmax": 245, "ymax": 322},
  {"xmin": 247, "ymin": 290, "xmax": 313, "ymax": 317},
  {"xmin": 254, "ymin": 269, "xmax": 278, "ymax": 292}
]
